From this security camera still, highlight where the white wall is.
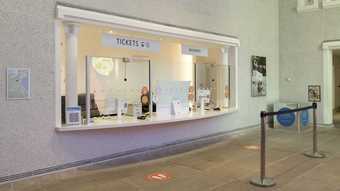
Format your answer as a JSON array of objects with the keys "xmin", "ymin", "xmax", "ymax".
[
  {"xmin": 279, "ymin": 0, "xmax": 340, "ymax": 124},
  {"xmin": 0, "ymin": 0, "xmax": 279, "ymax": 177}
]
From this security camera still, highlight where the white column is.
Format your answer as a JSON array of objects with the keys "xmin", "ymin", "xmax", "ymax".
[
  {"xmin": 64, "ymin": 23, "xmax": 80, "ymax": 107},
  {"xmin": 219, "ymin": 47, "xmax": 229, "ymax": 66},
  {"xmin": 322, "ymin": 48, "xmax": 333, "ymax": 125},
  {"xmin": 55, "ymin": 21, "xmax": 62, "ymax": 127},
  {"xmin": 215, "ymin": 47, "xmax": 229, "ymax": 107},
  {"xmin": 228, "ymin": 46, "xmax": 238, "ymax": 109}
]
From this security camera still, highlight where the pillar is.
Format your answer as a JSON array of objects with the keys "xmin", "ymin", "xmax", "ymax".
[
  {"xmin": 323, "ymin": 48, "xmax": 333, "ymax": 125},
  {"xmin": 214, "ymin": 47, "xmax": 229, "ymax": 108},
  {"xmin": 64, "ymin": 23, "xmax": 80, "ymax": 107},
  {"xmin": 220, "ymin": 47, "xmax": 229, "ymax": 66}
]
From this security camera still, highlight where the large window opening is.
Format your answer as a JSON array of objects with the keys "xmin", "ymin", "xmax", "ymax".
[{"xmin": 55, "ymin": 6, "xmax": 239, "ymax": 131}]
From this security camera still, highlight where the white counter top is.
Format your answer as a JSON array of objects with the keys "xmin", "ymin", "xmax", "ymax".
[{"xmin": 56, "ymin": 108, "xmax": 238, "ymax": 132}]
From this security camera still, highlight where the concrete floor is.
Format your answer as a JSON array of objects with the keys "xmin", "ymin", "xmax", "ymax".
[{"xmin": 1, "ymin": 127, "xmax": 340, "ymax": 191}]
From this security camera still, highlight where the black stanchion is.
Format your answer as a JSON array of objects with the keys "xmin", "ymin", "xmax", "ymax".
[
  {"xmin": 249, "ymin": 112, "xmax": 276, "ymax": 187},
  {"xmin": 250, "ymin": 103, "xmax": 326, "ymax": 188},
  {"xmin": 303, "ymin": 103, "xmax": 326, "ymax": 158}
]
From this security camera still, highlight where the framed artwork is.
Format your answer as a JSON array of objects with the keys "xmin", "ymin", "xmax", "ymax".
[
  {"xmin": 297, "ymin": 0, "xmax": 319, "ymax": 12},
  {"xmin": 7, "ymin": 68, "xmax": 31, "ymax": 100},
  {"xmin": 308, "ymin": 85, "xmax": 321, "ymax": 102},
  {"xmin": 322, "ymin": 0, "xmax": 340, "ymax": 8},
  {"xmin": 251, "ymin": 56, "xmax": 266, "ymax": 97}
]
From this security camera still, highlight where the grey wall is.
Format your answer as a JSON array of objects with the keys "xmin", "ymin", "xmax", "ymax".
[
  {"xmin": 0, "ymin": 0, "xmax": 279, "ymax": 177},
  {"xmin": 279, "ymin": 0, "xmax": 340, "ymax": 123}
]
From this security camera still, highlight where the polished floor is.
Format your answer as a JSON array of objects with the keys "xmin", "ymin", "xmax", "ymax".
[{"xmin": 1, "ymin": 127, "xmax": 340, "ymax": 191}]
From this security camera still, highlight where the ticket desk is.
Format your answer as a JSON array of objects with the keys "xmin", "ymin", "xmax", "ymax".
[{"xmin": 56, "ymin": 108, "xmax": 237, "ymax": 132}]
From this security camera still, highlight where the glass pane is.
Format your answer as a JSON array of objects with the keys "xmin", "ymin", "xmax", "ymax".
[
  {"xmin": 195, "ymin": 64, "xmax": 230, "ymax": 109},
  {"xmin": 90, "ymin": 57, "xmax": 150, "ymax": 116}
]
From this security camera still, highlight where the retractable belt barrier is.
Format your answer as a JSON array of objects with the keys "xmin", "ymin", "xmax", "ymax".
[{"xmin": 250, "ymin": 103, "xmax": 326, "ymax": 188}]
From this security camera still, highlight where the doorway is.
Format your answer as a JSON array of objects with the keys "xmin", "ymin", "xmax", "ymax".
[
  {"xmin": 333, "ymin": 50, "xmax": 340, "ymax": 125},
  {"xmin": 322, "ymin": 41, "xmax": 340, "ymax": 126}
]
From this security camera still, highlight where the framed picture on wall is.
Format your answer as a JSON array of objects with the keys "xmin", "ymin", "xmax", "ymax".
[
  {"xmin": 251, "ymin": 56, "xmax": 267, "ymax": 97},
  {"xmin": 322, "ymin": 0, "xmax": 340, "ymax": 8},
  {"xmin": 308, "ymin": 85, "xmax": 321, "ymax": 102},
  {"xmin": 297, "ymin": 0, "xmax": 319, "ymax": 12},
  {"xmin": 6, "ymin": 68, "xmax": 31, "ymax": 100}
]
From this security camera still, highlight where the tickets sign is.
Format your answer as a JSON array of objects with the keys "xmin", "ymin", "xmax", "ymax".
[{"xmin": 102, "ymin": 33, "xmax": 160, "ymax": 52}]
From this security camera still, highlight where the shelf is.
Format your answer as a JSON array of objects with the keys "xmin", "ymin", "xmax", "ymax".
[{"xmin": 56, "ymin": 108, "xmax": 238, "ymax": 132}]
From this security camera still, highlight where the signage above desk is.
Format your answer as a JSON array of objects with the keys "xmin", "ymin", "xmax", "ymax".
[
  {"xmin": 182, "ymin": 45, "xmax": 208, "ymax": 57},
  {"xmin": 102, "ymin": 33, "xmax": 160, "ymax": 52}
]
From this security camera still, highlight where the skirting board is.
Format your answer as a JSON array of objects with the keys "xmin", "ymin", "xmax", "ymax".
[{"xmin": 0, "ymin": 125, "xmax": 257, "ymax": 184}]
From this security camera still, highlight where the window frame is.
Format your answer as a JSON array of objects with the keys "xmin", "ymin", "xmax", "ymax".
[{"xmin": 55, "ymin": 5, "xmax": 240, "ymax": 129}]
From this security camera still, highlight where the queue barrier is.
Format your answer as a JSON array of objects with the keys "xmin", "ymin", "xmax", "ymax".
[{"xmin": 250, "ymin": 103, "xmax": 326, "ymax": 188}]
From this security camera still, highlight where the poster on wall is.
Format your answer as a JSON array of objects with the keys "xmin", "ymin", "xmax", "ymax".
[
  {"xmin": 7, "ymin": 68, "xmax": 31, "ymax": 100},
  {"xmin": 308, "ymin": 85, "xmax": 321, "ymax": 102},
  {"xmin": 251, "ymin": 56, "xmax": 266, "ymax": 97}
]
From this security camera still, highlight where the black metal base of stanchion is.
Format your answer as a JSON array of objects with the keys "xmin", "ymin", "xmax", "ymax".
[
  {"xmin": 303, "ymin": 151, "xmax": 326, "ymax": 158},
  {"xmin": 250, "ymin": 177, "xmax": 276, "ymax": 187}
]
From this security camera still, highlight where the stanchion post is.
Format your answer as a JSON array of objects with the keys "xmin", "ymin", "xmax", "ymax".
[
  {"xmin": 296, "ymin": 111, "xmax": 301, "ymax": 134},
  {"xmin": 303, "ymin": 103, "xmax": 326, "ymax": 158},
  {"xmin": 250, "ymin": 111, "xmax": 276, "ymax": 187},
  {"xmin": 313, "ymin": 103, "xmax": 317, "ymax": 154}
]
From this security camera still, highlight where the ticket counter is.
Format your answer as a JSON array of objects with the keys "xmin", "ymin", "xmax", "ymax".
[{"xmin": 55, "ymin": 5, "xmax": 240, "ymax": 131}]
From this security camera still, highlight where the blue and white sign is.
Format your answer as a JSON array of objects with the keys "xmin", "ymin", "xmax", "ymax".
[
  {"xmin": 277, "ymin": 107, "xmax": 296, "ymax": 127},
  {"xmin": 182, "ymin": 45, "xmax": 208, "ymax": 57},
  {"xmin": 102, "ymin": 33, "xmax": 160, "ymax": 52},
  {"xmin": 66, "ymin": 106, "xmax": 81, "ymax": 125}
]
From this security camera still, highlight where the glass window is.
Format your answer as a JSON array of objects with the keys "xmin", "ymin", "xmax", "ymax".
[
  {"xmin": 89, "ymin": 57, "xmax": 150, "ymax": 122},
  {"xmin": 59, "ymin": 23, "xmax": 237, "ymax": 127},
  {"xmin": 195, "ymin": 64, "xmax": 230, "ymax": 109}
]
